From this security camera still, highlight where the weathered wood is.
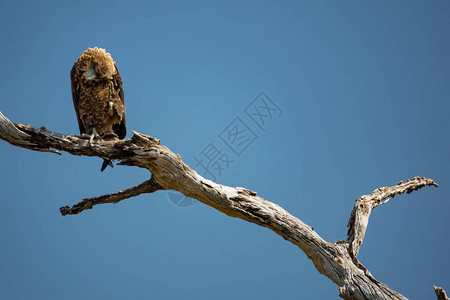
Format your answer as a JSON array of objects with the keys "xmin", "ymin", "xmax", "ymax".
[
  {"xmin": 347, "ymin": 177, "xmax": 438, "ymax": 258},
  {"xmin": 434, "ymin": 286, "xmax": 449, "ymax": 300},
  {"xmin": 60, "ymin": 176, "xmax": 163, "ymax": 215},
  {"xmin": 0, "ymin": 111, "xmax": 443, "ymax": 300}
]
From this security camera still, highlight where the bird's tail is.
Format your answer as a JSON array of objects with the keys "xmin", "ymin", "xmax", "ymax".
[{"xmin": 101, "ymin": 159, "xmax": 114, "ymax": 172}]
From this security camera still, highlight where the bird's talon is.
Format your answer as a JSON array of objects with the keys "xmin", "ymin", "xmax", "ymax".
[{"xmin": 86, "ymin": 128, "xmax": 103, "ymax": 146}]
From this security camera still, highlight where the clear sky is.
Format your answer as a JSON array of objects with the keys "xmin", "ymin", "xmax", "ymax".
[{"xmin": 0, "ymin": 1, "xmax": 449, "ymax": 299}]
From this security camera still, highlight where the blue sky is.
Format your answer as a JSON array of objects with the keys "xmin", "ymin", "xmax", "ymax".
[{"xmin": 0, "ymin": 1, "xmax": 449, "ymax": 299}]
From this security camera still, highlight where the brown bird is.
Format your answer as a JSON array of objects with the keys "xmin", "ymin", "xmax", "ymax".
[{"xmin": 70, "ymin": 47, "xmax": 126, "ymax": 171}]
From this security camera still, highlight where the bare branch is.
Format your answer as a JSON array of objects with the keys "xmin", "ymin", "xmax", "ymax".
[
  {"xmin": 434, "ymin": 286, "xmax": 449, "ymax": 300},
  {"xmin": 60, "ymin": 176, "xmax": 164, "ymax": 215},
  {"xmin": 0, "ymin": 111, "xmax": 440, "ymax": 300},
  {"xmin": 0, "ymin": 112, "xmax": 33, "ymax": 145},
  {"xmin": 347, "ymin": 177, "xmax": 438, "ymax": 258}
]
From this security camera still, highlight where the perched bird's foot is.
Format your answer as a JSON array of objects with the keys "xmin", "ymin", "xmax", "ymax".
[
  {"xmin": 102, "ymin": 133, "xmax": 119, "ymax": 141},
  {"xmin": 86, "ymin": 128, "xmax": 102, "ymax": 146}
]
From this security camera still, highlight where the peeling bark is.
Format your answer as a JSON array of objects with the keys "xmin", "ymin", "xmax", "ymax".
[{"xmin": 0, "ymin": 111, "xmax": 444, "ymax": 300}]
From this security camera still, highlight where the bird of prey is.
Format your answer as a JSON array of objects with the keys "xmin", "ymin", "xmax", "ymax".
[{"xmin": 70, "ymin": 47, "xmax": 126, "ymax": 171}]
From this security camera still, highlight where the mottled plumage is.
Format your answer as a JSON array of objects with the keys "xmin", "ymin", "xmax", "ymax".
[{"xmin": 71, "ymin": 47, "xmax": 126, "ymax": 171}]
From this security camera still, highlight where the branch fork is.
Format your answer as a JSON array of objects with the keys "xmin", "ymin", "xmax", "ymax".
[{"xmin": 0, "ymin": 111, "xmax": 443, "ymax": 300}]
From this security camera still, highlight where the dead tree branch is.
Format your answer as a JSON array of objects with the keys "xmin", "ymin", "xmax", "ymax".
[
  {"xmin": 347, "ymin": 177, "xmax": 438, "ymax": 258},
  {"xmin": 60, "ymin": 176, "xmax": 164, "ymax": 215},
  {"xmin": 434, "ymin": 286, "xmax": 449, "ymax": 300},
  {"xmin": 0, "ymin": 111, "xmax": 442, "ymax": 300}
]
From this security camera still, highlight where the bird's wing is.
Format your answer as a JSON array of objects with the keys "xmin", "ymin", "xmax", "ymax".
[
  {"xmin": 112, "ymin": 63, "xmax": 126, "ymax": 139},
  {"xmin": 70, "ymin": 64, "xmax": 86, "ymax": 135}
]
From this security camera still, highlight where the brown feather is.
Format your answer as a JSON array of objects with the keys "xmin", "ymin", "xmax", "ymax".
[{"xmin": 70, "ymin": 48, "xmax": 126, "ymax": 140}]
